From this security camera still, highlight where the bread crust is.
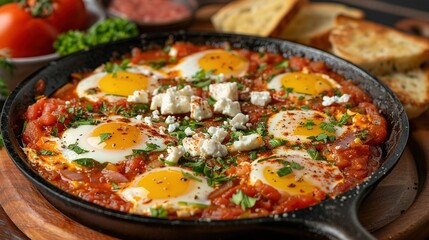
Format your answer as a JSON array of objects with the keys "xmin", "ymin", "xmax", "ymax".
[
  {"xmin": 280, "ymin": 3, "xmax": 364, "ymax": 50},
  {"xmin": 330, "ymin": 15, "xmax": 429, "ymax": 75},
  {"xmin": 211, "ymin": 0, "xmax": 306, "ymax": 37},
  {"xmin": 377, "ymin": 66, "xmax": 429, "ymax": 119}
]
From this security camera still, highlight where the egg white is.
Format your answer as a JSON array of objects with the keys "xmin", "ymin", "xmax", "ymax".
[
  {"xmin": 121, "ymin": 167, "xmax": 213, "ymax": 217},
  {"xmin": 250, "ymin": 148, "xmax": 344, "ymax": 195},
  {"xmin": 76, "ymin": 66, "xmax": 165, "ymax": 102},
  {"xmin": 267, "ymin": 110, "xmax": 348, "ymax": 144},
  {"xmin": 53, "ymin": 115, "xmax": 167, "ymax": 164}
]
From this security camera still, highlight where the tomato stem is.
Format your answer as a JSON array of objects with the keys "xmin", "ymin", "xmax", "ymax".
[{"xmin": 18, "ymin": 0, "xmax": 53, "ymax": 18}]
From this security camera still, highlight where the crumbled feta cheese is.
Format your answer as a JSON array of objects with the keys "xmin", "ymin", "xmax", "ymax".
[
  {"xmin": 169, "ymin": 47, "xmax": 178, "ymax": 57},
  {"xmin": 229, "ymin": 113, "xmax": 249, "ymax": 130},
  {"xmin": 232, "ymin": 133, "xmax": 264, "ymax": 152},
  {"xmin": 165, "ymin": 115, "xmax": 176, "ymax": 124},
  {"xmin": 164, "ymin": 146, "xmax": 184, "ymax": 164},
  {"xmin": 152, "ymin": 87, "xmax": 161, "ymax": 96},
  {"xmin": 159, "ymin": 126, "xmax": 166, "ymax": 135},
  {"xmin": 135, "ymin": 115, "xmax": 143, "ymax": 121},
  {"xmin": 168, "ymin": 123, "xmax": 180, "ymax": 133},
  {"xmin": 150, "ymin": 94, "xmax": 163, "ymax": 110},
  {"xmin": 182, "ymin": 134, "xmax": 205, "ymax": 157},
  {"xmin": 184, "ymin": 127, "xmax": 195, "ymax": 136},
  {"xmin": 152, "ymin": 110, "xmax": 160, "ymax": 119},
  {"xmin": 199, "ymin": 139, "xmax": 228, "ymax": 158},
  {"xmin": 322, "ymin": 94, "xmax": 351, "ymax": 106},
  {"xmin": 209, "ymin": 82, "xmax": 238, "ymax": 101},
  {"xmin": 151, "ymin": 86, "xmax": 193, "ymax": 115},
  {"xmin": 190, "ymin": 96, "xmax": 213, "ymax": 121},
  {"xmin": 207, "ymin": 126, "xmax": 228, "ymax": 142},
  {"xmin": 250, "ymin": 91, "xmax": 271, "ymax": 106},
  {"xmin": 182, "ymin": 133, "xmax": 227, "ymax": 158},
  {"xmin": 65, "ymin": 101, "xmax": 71, "ymax": 105},
  {"xmin": 213, "ymin": 98, "xmax": 241, "ymax": 117},
  {"xmin": 143, "ymin": 116, "xmax": 152, "ymax": 126},
  {"xmin": 127, "ymin": 90, "xmax": 149, "ymax": 103}
]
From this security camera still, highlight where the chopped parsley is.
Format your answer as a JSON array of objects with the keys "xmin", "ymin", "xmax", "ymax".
[
  {"xmin": 356, "ymin": 130, "xmax": 369, "ymax": 140},
  {"xmin": 319, "ymin": 122, "xmax": 336, "ymax": 133},
  {"xmin": 104, "ymin": 59, "xmax": 130, "ymax": 77},
  {"xmin": 181, "ymin": 170, "xmax": 203, "ymax": 182},
  {"xmin": 67, "ymin": 142, "xmax": 89, "ymax": 154},
  {"xmin": 39, "ymin": 150, "xmax": 57, "ymax": 156},
  {"xmin": 98, "ymin": 133, "xmax": 112, "ymax": 144},
  {"xmin": 306, "ymin": 147, "xmax": 325, "ymax": 161},
  {"xmin": 307, "ymin": 133, "xmax": 336, "ymax": 143},
  {"xmin": 150, "ymin": 206, "xmax": 168, "ymax": 218},
  {"xmin": 269, "ymin": 138, "xmax": 287, "ymax": 148},
  {"xmin": 301, "ymin": 120, "xmax": 315, "ymax": 130},
  {"xmin": 230, "ymin": 190, "xmax": 257, "ymax": 210},
  {"xmin": 73, "ymin": 158, "xmax": 105, "ymax": 168}
]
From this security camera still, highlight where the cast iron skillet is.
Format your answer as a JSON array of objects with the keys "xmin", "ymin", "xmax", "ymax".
[{"xmin": 1, "ymin": 32, "xmax": 409, "ymax": 239}]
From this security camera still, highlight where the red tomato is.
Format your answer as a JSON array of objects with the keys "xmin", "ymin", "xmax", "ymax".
[
  {"xmin": 47, "ymin": 0, "xmax": 88, "ymax": 32},
  {"xmin": 0, "ymin": 1, "xmax": 88, "ymax": 58},
  {"xmin": 0, "ymin": 3, "xmax": 58, "ymax": 58}
]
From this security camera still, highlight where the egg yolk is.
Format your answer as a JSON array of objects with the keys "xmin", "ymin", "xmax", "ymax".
[
  {"xmin": 137, "ymin": 169, "xmax": 192, "ymax": 199},
  {"xmin": 198, "ymin": 50, "xmax": 248, "ymax": 76},
  {"xmin": 90, "ymin": 122, "xmax": 142, "ymax": 150},
  {"xmin": 98, "ymin": 72, "xmax": 149, "ymax": 96},
  {"xmin": 263, "ymin": 166, "xmax": 315, "ymax": 195},
  {"xmin": 294, "ymin": 118, "xmax": 325, "ymax": 137},
  {"xmin": 281, "ymin": 72, "xmax": 336, "ymax": 95}
]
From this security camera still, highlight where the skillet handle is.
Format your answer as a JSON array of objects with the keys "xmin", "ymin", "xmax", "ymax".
[{"xmin": 298, "ymin": 193, "xmax": 375, "ymax": 240}]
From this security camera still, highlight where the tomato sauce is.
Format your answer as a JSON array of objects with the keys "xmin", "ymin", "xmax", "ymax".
[
  {"xmin": 22, "ymin": 42, "xmax": 388, "ymax": 220},
  {"xmin": 109, "ymin": 0, "xmax": 191, "ymax": 23}
]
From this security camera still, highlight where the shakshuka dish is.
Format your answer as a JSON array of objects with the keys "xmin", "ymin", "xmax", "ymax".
[{"xmin": 21, "ymin": 42, "xmax": 387, "ymax": 219}]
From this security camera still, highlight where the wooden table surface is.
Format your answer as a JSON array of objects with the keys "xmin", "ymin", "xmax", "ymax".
[{"xmin": 1, "ymin": 1, "xmax": 429, "ymax": 239}]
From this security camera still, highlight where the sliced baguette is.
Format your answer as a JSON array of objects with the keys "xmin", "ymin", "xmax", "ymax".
[
  {"xmin": 279, "ymin": 3, "xmax": 364, "ymax": 50},
  {"xmin": 211, "ymin": 0, "xmax": 306, "ymax": 37},
  {"xmin": 377, "ymin": 66, "xmax": 429, "ymax": 119},
  {"xmin": 330, "ymin": 15, "xmax": 429, "ymax": 75}
]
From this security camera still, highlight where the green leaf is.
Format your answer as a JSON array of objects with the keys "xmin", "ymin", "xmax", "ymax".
[
  {"xmin": 98, "ymin": 133, "xmax": 112, "ymax": 144},
  {"xmin": 334, "ymin": 112, "xmax": 351, "ymax": 126},
  {"xmin": 150, "ymin": 206, "xmax": 168, "ymax": 218},
  {"xmin": 73, "ymin": 158, "xmax": 104, "ymax": 168},
  {"xmin": 274, "ymin": 60, "xmax": 289, "ymax": 69},
  {"xmin": 67, "ymin": 142, "xmax": 89, "ymax": 154},
  {"xmin": 230, "ymin": 190, "xmax": 257, "ymax": 210},
  {"xmin": 356, "ymin": 130, "xmax": 368, "ymax": 140},
  {"xmin": 207, "ymin": 96, "xmax": 217, "ymax": 106},
  {"xmin": 178, "ymin": 201, "xmax": 209, "ymax": 208},
  {"xmin": 306, "ymin": 147, "xmax": 325, "ymax": 161},
  {"xmin": 181, "ymin": 170, "xmax": 203, "ymax": 182},
  {"xmin": 291, "ymin": 161, "xmax": 304, "ymax": 170},
  {"xmin": 269, "ymin": 138, "xmax": 287, "ymax": 148},
  {"xmin": 277, "ymin": 166, "xmax": 292, "ymax": 177},
  {"xmin": 39, "ymin": 149, "xmax": 57, "ymax": 156},
  {"xmin": 249, "ymin": 151, "xmax": 257, "ymax": 160},
  {"xmin": 300, "ymin": 120, "xmax": 315, "ymax": 130},
  {"xmin": 320, "ymin": 122, "xmax": 336, "ymax": 133}
]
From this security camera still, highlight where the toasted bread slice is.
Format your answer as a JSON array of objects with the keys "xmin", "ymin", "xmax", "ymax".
[
  {"xmin": 330, "ymin": 15, "xmax": 429, "ymax": 75},
  {"xmin": 377, "ymin": 66, "xmax": 429, "ymax": 119},
  {"xmin": 279, "ymin": 3, "xmax": 363, "ymax": 50},
  {"xmin": 211, "ymin": 0, "xmax": 305, "ymax": 37}
]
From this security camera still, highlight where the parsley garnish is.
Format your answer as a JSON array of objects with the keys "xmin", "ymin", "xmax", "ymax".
[
  {"xmin": 207, "ymin": 96, "xmax": 217, "ymax": 106},
  {"xmin": 98, "ymin": 133, "xmax": 112, "ymax": 144},
  {"xmin": 356, "ymin": 130, "xmax": 368, "ymax": 140},
  {"xmin": 230, "ymin": 190, "xmax": 257, "ymax": 210},
  {"xmin": 301, "ymin": 120, "xmax": 315, "ymax": 130},
  {"xmin": 67, "ymin": 142, "xmax": 89, "ymax": 154},
  {"xmin": 105, "ymin": 59, "xmax": 130, "ymax": 77},
  {"xmin": 150, "ymin": 206, "xmax": 168, "ymax": 218},
  {"xmin": 277, "ymin": 166, "xmax": 292, "ymax": 177},
  {"xmin": 274, "ymin": 60, "xmax": 289, "ymax": 69},
  {"xmin": 147, "ymin": 59, "xmax": 166, "ymax": 69},
  {"xmin": 320, "ymin": 122, "xmax": 336, "ymax": 133},
  {"xmin": 73, "ymin": 158, "xmax": 105, "ymax": 168},
  {"xmin": 307, "ymin": 133, "xmax": 336, "ymax": 143},
  {"xmin": 306, "ymin": 148, "xmax": 325, "ymax": 160},
  {"xmin": 249, "ymin": 151, "xmax": 257, "ymax": 160},
  {"xmin": 334, "ymin": 112, "xmax": 351, "ymax": 126},
  {"xmin": 39, "ymin": 150, "xmax": 57, "ymax": 156},
  {"xmin": 181, "ymin": 170, "xmax": 203, "ymax": 182},
  {"xmin": 269, "ymin": 138, "xmax": 287, "ymax": 148}
]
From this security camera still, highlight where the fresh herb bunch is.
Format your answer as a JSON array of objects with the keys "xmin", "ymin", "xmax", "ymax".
[{"xmin": 54, "ymin": 18, "xmax": 139, "ymax": 56}]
